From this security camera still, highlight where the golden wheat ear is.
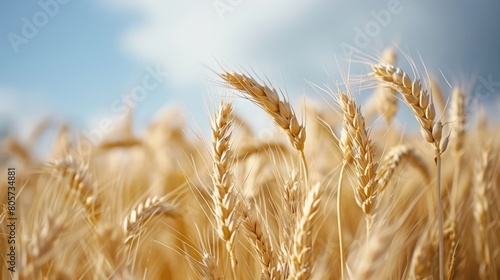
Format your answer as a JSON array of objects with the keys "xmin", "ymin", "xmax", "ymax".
[
  {"xmin": 372, "ymin": 63, "xmax": 449, "ymax": 280},
  {"xmin": 220, "ymin": 71, "xmax": 309, "ymax": 180},
  {"xmin": 123, "ymin": 195, "xmax": 180, "ymax": 245},
  {"xmin": 210, "ymin": 101, "xmax": 240, "ymax": 274},
  {"xmin": 288, "ymin": 182, "xmax": 322, "ymax": 279},
  {"xmin": 241, "ymin": 208, "xmax": 278, "ymax": 280},
  {"xmin": 337, "ymin": 90, "xmax": 379, "ymax": 223},
  {"xmin": 50, "ymin": 155, "xmax": 100, "ymax": 225}
]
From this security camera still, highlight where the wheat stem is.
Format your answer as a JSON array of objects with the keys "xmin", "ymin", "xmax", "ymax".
[
  {"xmin": 436, "ymin": 152, "xmax": 444, "ymax": 280},
  {"xmin": 337, "ymin": 163, "xmax": 346, "ymax": 280}
]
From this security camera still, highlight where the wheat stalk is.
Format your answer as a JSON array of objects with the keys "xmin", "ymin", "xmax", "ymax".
[
  {"xmin": 372, "ymin": 63, "xmax": 449, "ymax": 280},
  {"xmin": 336, "ymin": 126, "xmax": 352, "ymax": 280}
]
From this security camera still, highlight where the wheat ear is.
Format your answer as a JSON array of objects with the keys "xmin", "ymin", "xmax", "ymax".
[
  {"xmin": 372, "ymin": 64, "xmax": 448, "ymax": 280},
  {"xmin": 220, "ymin": 71, "xmax": 308, "ymax": 180},
  {"xmin": 210, "ymin": 102, "xmax": 240, "ymax": 274},
  {"xmin": 123, "ymin": 195, "xmax": 180, "ymax": 244},
  {"xmin": 337, "ymin": 90, "xmax": 379, "ymax": 232},
  {"xmin": 242, "ymin": 209, "xmax": 278, "ymax": 280},
  {"xmin": 289, "ymin": 182, "xmax": 321, "ymax": 280},
  {"xmin": 50, "ymin": 156, "xmax": 99, "ymax": 225}
]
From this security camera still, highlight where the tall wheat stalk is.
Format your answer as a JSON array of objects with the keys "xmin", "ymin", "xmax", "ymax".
[{"xmin": 372, "ymin": 64, "xmax": 450, "ymax": 280}]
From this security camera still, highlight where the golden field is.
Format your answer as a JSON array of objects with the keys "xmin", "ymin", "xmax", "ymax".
[{"xmin": 1, "ymin": 50, "xmax": 499, "ymax": 279}]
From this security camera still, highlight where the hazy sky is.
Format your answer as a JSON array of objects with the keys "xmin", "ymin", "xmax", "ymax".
[{"xmin": 1, "ymin": 0, "xmax": 500, "ymax": 142}]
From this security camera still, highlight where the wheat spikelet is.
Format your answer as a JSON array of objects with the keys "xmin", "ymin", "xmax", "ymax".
[
  {"xmin": 376, "ymin": 145, "xmax": 430, "ymax": 192},
  {"xmin": 123, "ymin": 195, "xmax": 180, "ymax": 244},
  {"xmin": 220, "ymin": 72, "xmax": 306, "ymax": 153},
  {"xmin": 337, "ymin": 90, "xmax": 379, "ymax": 219},
  {"xmin": 288, "ymin": 182, "xmax": 321, "ymax": 280},
  {"xmin": 210, "ymin": 102, "xmax": 240, "ymax": 271}
]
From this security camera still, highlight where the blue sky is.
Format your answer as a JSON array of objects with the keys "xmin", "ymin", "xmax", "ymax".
[{"xmin": 1, "ymin": 0, "xmax": 500, "ymax": 144}]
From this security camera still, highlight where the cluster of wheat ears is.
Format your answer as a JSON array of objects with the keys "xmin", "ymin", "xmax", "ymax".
[{"xmin": 1, "ymin": 49, "xmax": 499, "ymax": 279}]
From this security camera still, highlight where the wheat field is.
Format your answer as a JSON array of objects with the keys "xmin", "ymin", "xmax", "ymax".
[{"xmin": 1, "ymin": 50, "xmax": 499, "ymax": 279}]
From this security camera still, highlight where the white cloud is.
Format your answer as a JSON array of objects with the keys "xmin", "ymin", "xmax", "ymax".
[{"xmin": 103, "ymin": 0, "xmax": 320, "ymax": 85}]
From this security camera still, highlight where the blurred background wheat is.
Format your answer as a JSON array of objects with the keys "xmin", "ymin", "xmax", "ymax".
[{"xmin": 1, "ymin": 1, "xmax": 500, "ymax": 279}]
